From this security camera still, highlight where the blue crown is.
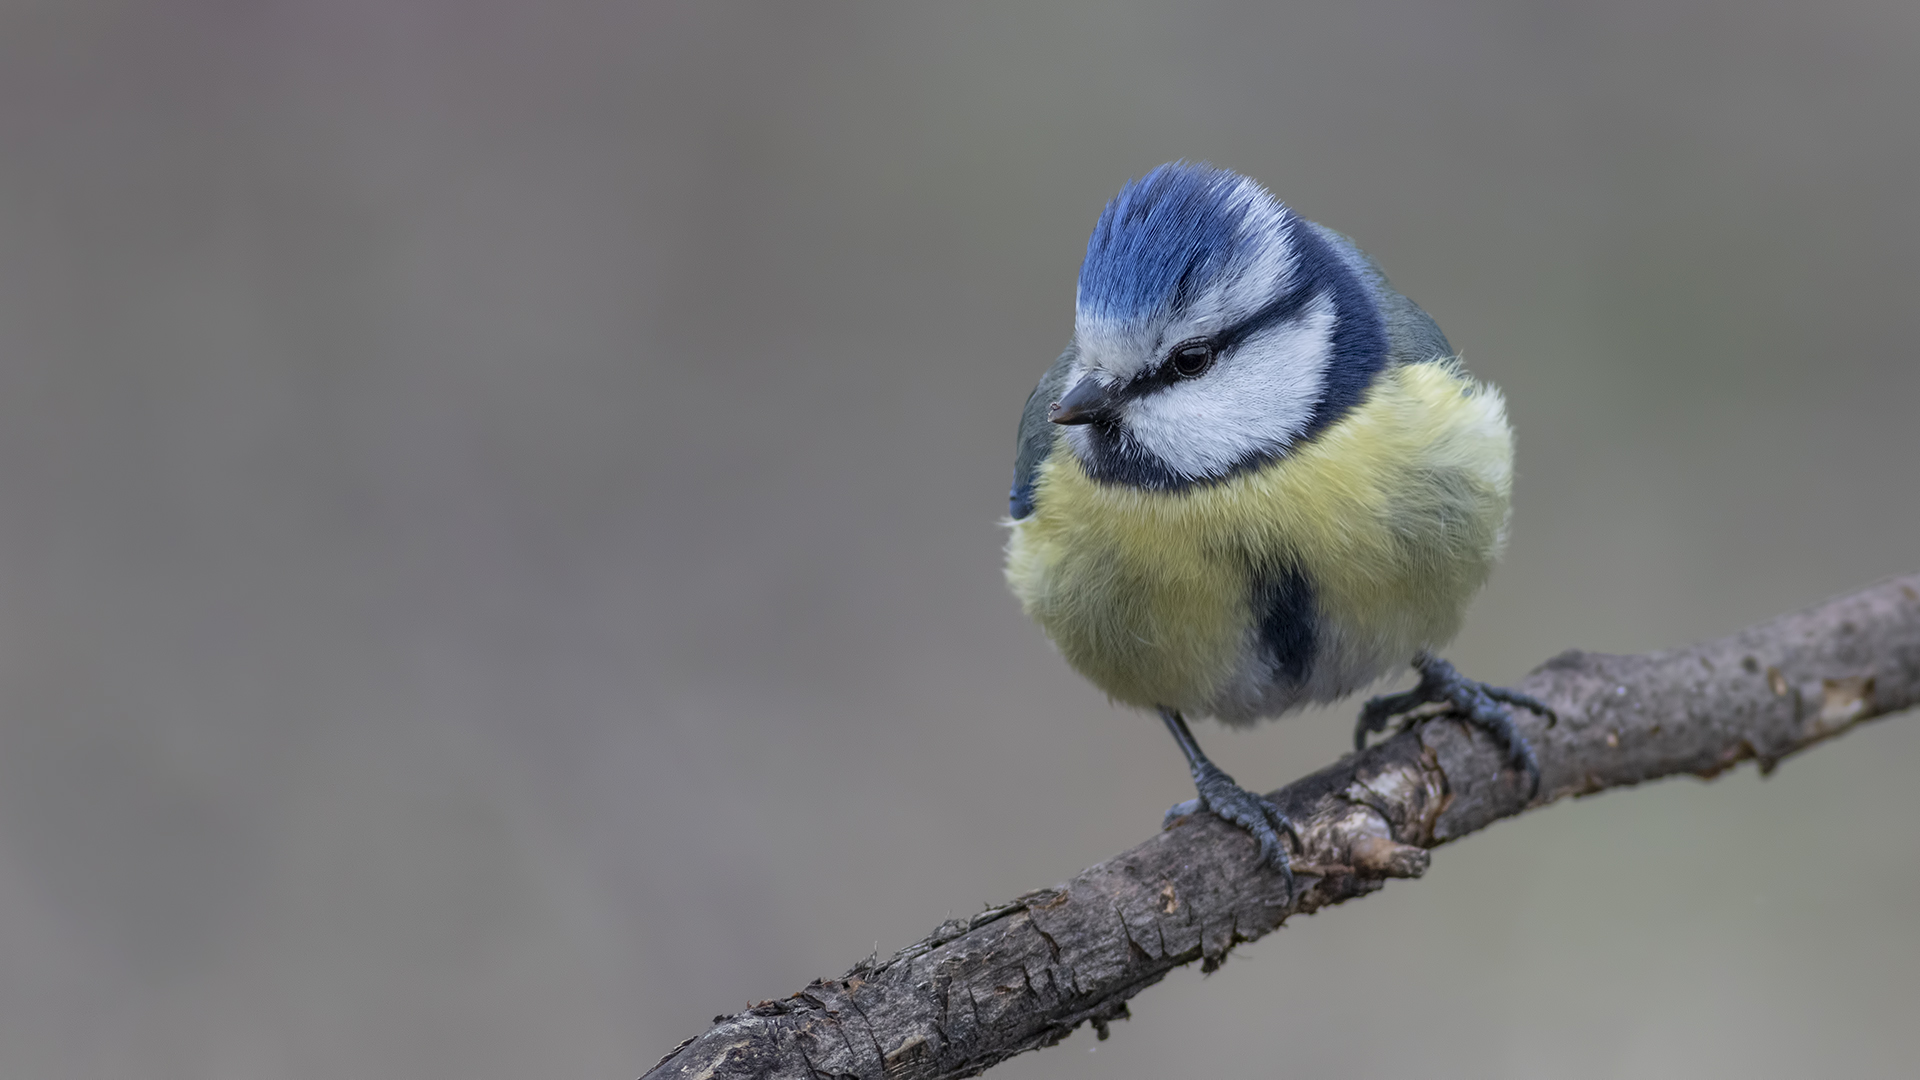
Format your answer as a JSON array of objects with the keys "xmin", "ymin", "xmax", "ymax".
[{"xmin": 1076, "ymin": 162, "xmax": 1288, "ymax": 325}]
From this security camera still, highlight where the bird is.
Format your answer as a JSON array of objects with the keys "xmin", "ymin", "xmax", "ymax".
[{"xmin": 1003, "ymin": 162, "xmax": 1551, "ymax": 898}]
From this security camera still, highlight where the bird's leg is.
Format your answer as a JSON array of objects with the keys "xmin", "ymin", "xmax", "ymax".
[
  {"xmin": 1355, "ymin": 652, "xmax": 1556, "ymax": 798},
  {"xmin": 1160, "ymin": 708, "xmax": 1297, "ymax": 900}
]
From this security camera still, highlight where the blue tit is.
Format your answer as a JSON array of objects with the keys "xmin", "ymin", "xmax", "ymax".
[{"xmin": 1004, "ymin": 162, "xmax": 1551, "ymax": 895}]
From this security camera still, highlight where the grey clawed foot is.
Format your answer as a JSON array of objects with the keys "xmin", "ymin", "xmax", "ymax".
[
  {"xmin": 1353, "ymin": 686, "xmax": 1427, "ymax": 750},
  {"xmin": 1355, "ymin": 652, "xmax": 1556, "ymax": 800},
  {"xmin": 1162, "ymin": 798, "xmax": 1203, "ymax": 827},
  {"xmin": 1168, "ymin": 760, "xmax": 1299, "ymax": 902}
]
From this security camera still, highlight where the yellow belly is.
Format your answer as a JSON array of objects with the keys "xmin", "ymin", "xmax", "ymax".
[{"xmin": 1004, "ymin": 359, "xmax": 1513, "ymax": 721}]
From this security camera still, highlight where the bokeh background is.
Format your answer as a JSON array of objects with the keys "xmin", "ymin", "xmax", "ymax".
[{"xmin": 2, "ymin": 2, "xmax": 1918, "ymax": 1078}]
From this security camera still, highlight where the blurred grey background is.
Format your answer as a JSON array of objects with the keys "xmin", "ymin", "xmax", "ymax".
[{"xmin": 1, "ymin": 2, "xmax": 1917, "ymax": 1078}]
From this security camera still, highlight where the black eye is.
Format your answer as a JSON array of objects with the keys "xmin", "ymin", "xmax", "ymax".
[{"xmin": 1170, "ymin": 341, "xmax": 1215, "ymax": 378}]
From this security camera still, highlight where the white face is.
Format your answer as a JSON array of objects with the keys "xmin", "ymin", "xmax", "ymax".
[
  {"xmin": 1065, "ymin": 216, "xmax": 1339, "ymax": 484},
  {"xmin": 1073, "ymin": 299, "xmax": 1335, "ymax": 481}
]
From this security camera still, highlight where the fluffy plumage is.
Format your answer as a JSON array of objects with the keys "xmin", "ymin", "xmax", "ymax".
[
  {"xmin": 1006, "ymin": 359, "xmax": 1511, "ymax": 724},
  {"xmin": 1005, "ymin": 161, "xmax": 1514, "ymax": 726},
  {"xmin": 1076, "ymin": 164, "xmax": 1294, "ymax": 329}
]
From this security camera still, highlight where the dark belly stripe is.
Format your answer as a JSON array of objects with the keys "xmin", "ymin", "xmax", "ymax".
[{"xmin": 1252, "ymin": 564, "xmax": 1316, "ymax": 685}]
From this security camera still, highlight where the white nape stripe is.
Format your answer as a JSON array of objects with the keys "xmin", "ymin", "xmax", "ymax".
[
  {"xmin": 1174, "ymin": 180, "xmax": 1298, "ymax": 341},
  {"xmin": 1072, "ymin": 178, "xmax": 1299, "ymax": 386}
]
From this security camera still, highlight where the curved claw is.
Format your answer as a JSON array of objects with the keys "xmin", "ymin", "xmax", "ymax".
[
  {"xmin": 1483, "ymin": 685, "xmax": 1559, "ymax": 729},
  {"xmin": 1354, "ymin": 687, "xmax": 1424, "ymax": 750},
  {"xmin": 1163, "ymin": 798, "xmax": 1203, "ymax": 829},
  {"xmin": 1462, "ymin": 694, "xmax": 1541, "ymax": 799},
  {"xmin": 1356, "ymin": 653, "xmax": 1551, "ymax": 800},
  {"xmin": 1186, "ymin": 760, "xmax": 1298, "ymax": 903}
]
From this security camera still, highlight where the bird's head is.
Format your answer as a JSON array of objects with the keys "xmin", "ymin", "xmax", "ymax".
[{"xmin": 1052, "ymin": 162, "xmax": 1387, "ymax": 490}]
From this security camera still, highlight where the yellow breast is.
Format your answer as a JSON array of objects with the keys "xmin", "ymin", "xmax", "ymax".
[{"xmin": 1004, "ymin": 359, "xmax": 1513, "ymax": 720}]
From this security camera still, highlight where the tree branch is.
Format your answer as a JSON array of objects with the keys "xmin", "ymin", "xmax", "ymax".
[{"xmin": 643, "ymin": 575, "xmax": 1920, "ymax": 1080}]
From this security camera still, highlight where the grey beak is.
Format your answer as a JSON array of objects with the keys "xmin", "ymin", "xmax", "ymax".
[{"xmin": 1047, "ymin": 376, "xmax": 1119, "ymax": 425}]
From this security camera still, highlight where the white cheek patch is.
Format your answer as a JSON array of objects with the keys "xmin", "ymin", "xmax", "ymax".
[{"xmin": 1122, "ymin": 294, "xmax": 1337, "ymax": 480}]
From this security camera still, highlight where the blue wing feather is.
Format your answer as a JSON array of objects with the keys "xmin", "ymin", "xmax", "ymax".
[{"xmin": 1009, "ymin": 347, "xmax": 1076, "ymax": 519}]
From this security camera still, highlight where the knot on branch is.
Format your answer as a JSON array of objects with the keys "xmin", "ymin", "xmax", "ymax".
[{"xmin": 646, "ymin": 574, "xmax": 1920, "ymax": 1080}]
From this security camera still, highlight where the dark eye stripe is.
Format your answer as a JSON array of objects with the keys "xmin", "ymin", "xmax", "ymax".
[
  {"xmin": 1213, "ymin": 284, "xmax": 1318, "ymax": 352},
  {"xmin": 1112, "ymin": 287, "xmax": 1318, "ymax": 403}
]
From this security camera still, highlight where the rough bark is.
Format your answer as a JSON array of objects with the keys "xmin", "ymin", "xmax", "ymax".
[{"xmin": 643, "ymin": 575, "xmax": 1920, "ymax": 1080}]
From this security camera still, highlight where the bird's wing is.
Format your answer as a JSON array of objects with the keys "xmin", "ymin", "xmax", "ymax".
[
  {"xmin": 1009, "ymin": 345, "xmax": 1077, "ymax": 520},
  {"xmin": 1301, "ymin": 221, "xmax": 1454, "ymax": 366}
]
